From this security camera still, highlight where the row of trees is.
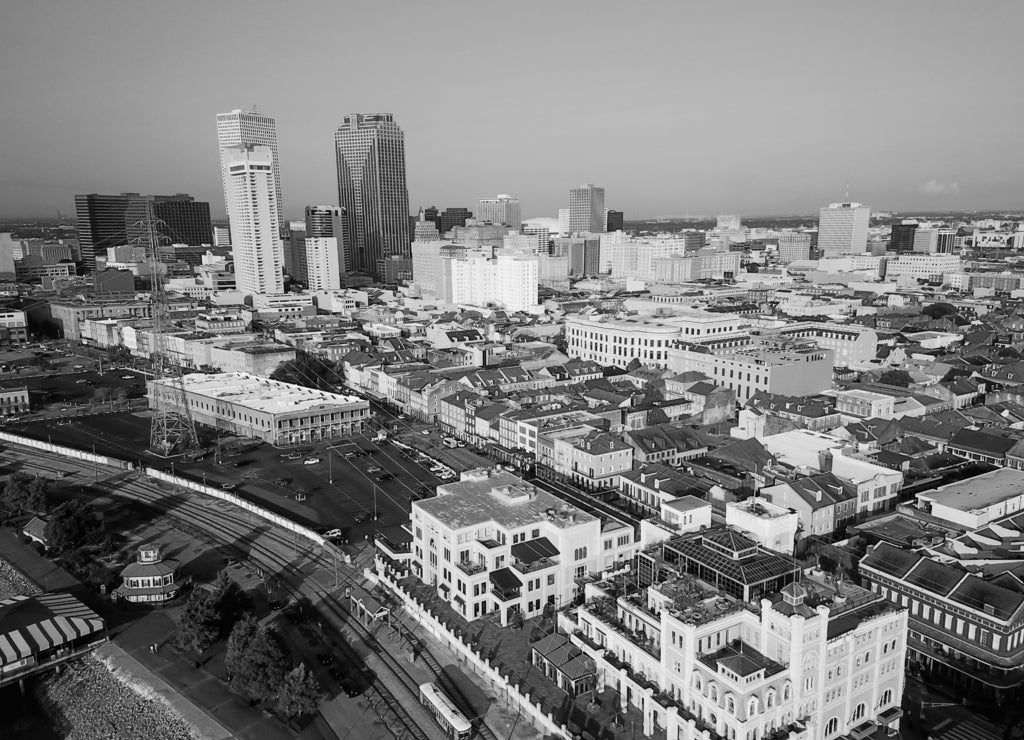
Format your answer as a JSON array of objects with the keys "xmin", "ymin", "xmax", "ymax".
[{"xmin": 174, "ymin": 573, "xmax": 320, "ymax": 720}]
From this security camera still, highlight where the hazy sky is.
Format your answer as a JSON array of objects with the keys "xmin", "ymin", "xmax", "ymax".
[{"xmin": 1, "ymin": 0, "xmax": 1021, "ymax": 220}]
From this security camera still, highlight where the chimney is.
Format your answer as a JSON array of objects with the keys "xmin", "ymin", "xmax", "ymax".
[{"xmin": 818, "ymin": 449, "xmax": 833, "ymax": 472}]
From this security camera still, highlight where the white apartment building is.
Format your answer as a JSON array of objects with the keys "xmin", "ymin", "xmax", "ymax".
[
  {"xmin": 885, "ymin": 254, "xmax": 962, "ymax": 280},
  {"xmin": 222, "ymin": 145, "xmax": 284, "ymax": 296},
  {"xmin": 651, "ymin": 251, "xmax": 741, "ymax": 283},
  {"xmin": 610, "ymin": 238, "xmax": 693, "ymax": 280},
  {"xmin": 217, "ymin": 108, "xmax": 283, "ymax": 226},
  {"xmin": 777, "ymin": 232, "xmax": 812, "ymax": 264},
  {"xmin": 447, "ymin": 253, "xmax": 538, "ymax": 312},
  {"xmin": 762, "ymin": 322, "xmax": 879, "ymax": 366},
  {"xmin": 567, "ymin": 548, "xmax": 908, "ymax": 740},
  {"xmin": 566, "ymin": 310, "xmax": 746, "ymax": 369},
  {"xmin": 817, "ymin": 202, "xmax": 870, "ymax": 257},
  {"xmin": 667, "ymin": 342, "xmax": 835, "ymax": 401},
  {"xmin": 408, "ymin": 469, "xmax": 636, "ymax": 624},
  {"xmin": 725, "ymin": 497, "xmax": 799, "ymax": 554},
  {"xmin": 303, "ymin": 237, "xmax": 342, "ymax": 291}
]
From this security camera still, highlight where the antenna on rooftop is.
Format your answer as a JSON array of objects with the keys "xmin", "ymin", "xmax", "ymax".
[{"xmin": 844, "ymin": 172, "xmax": 851, "ymax": 202}]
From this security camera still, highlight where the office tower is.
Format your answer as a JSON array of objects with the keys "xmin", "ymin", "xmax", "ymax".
[
  {"xmin": 0, "ymin": 234, "xmax": 16, "ymax": 280},
  {"xmin": 522, "ymin": 225, "xmax": 551, "ymax": 254},
  {"xmin": 476, "ymin": 194, "xmax": 521, "ymax": 229},
  {"xmin": 444, "ymin": 253, "xmax": 538, "ymax": 312},
  {"xmin": 439, "ymin": 207, "xmax": 472, "ymax": 234},
  {"xmin": 912, "ymin": 228, "xmax": 938, "ymax": 254},
  {"xmin": 423, "ymin": 205, "xmax": 440, "ymax": 231},
  {"xmin": 778, "ymin": 232, "xmax": 813, "ymax": 263},
  {"xmin": 889, "ymin": 222, "xmax": 918, "ymax": 252},
  {"xmin": 213, "ymin": 226, "xmax": 231, "ymax": 246},
  {"xmin": 717, "ymin": 214, "xmax": 741, "ymax": 230},
  {"xmin": 124, "ymin": 195, "xmax": 212, "ymax": 247},
  {"xmin": 222, "ymin": 145, "xmax": 283, "ymax": 295},
  {"xmin": 76, "ymin": 192, "xmax": 212, "ymax": 272},
  {"xmin": 606, "ymin": 210, "xmax": 624, "ymax": 232},
  {"xmin": 569, "ymin": 184, "xmax": 606, "ymax": 233},
  {"xmin": 303, "ymin": 205, "xmax": 347, "ymax": 289},
  {"xmin": 936, "ymin": 229, "xmax": 957, "ymax": 254},
  {"xmin": 414, "ymin": 209, "xmax": 441, "ymax": 241},
  {"xmin": 216, "ymin": 108, "xmax": 283, "ymax": 226},
  {"xmin": 284, "ymin": 221, "xmax": 306, "ymax": 280},
  {"xmin": 817, "ymin": 202, "xmax": 870, "ymax": 257},
  {"xmin": 558, "ymin": 208, "xmax": 570, "ymax": 237},
  {"xmin": 681, "ymin": 231, "xmax": 705, "ymax": 253},
  {"xmin": 334, "ymin": 113, "xmax": 411, "ymax": 277}
]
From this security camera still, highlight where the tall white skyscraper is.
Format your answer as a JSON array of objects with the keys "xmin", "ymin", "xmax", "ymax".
[
  {"xmin": 569, "ymin": 184, "xmax": 606, "ymax": 234},
  {"xmin": 217, "ymin": 108, "xmax": 283, "ymax": 227},
  {"xmin": 222, "ymin": 145, "xmax": 283, "ymax": 295},
  {"xmin": 817, "ymin": 202, "xmax": 870, "ymax": 257},
  {"xmin": 819, "ymin": 202, "xmax": 868, "ymax": 257},
  {"xmin": 476, "ymin": 194, "xmax": 522, "ymax": 229},
  {"xmin": 334, "ymin": 113, "xmax": 411, "ymax": 277}
]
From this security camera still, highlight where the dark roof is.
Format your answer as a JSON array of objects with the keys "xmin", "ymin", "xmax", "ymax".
[
  {"xmin": 699, "ymin": 642, "xmax": 785, "ymax": 678},
  {"xmin": 489, "ymin": 567, "xmax": 522, "ymax": 590},
  {"xmin": 511, "ymin": 537, "xmax": 559, "ymax": 565},
  {"xmin": 946, "ymin": 428, "xmax": 1019, "ymax": 456}
]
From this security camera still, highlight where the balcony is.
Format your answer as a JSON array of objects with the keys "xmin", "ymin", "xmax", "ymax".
[{"xmin": 456, "ymin": 559, "xmax": 487, "ymax": 576}]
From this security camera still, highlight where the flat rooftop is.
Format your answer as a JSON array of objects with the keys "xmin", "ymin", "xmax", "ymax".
[
  {"xmin": 918, "ymin": 467, "xmax": 1024, "ymax": 513},
  {"xmin": 154, "ymin": 372, "xmax": 367, "ymax": 416},
  {"xmin": 419, "ymin": 471, "xmax": 597, "ymax": 531}
]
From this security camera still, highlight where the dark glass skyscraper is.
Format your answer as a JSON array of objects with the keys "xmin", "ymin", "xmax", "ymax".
[
  {"xmin": 75, "ymin": 193, "xmax": 212, "ymax": 272},
  {"xmin": 606, "ymin": 209, "xmax": 624, "ymax": 232},
  {"xmin": 334, "ymin": 114, "xmax": 411, "ymax": 278}
]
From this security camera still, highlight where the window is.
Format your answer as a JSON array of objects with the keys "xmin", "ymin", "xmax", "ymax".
[
  {"xmin": 852, "ymin": 703, "xmax": 866, "ymax": 723},
  {"xmin": 574, "ymin": 547, "xmax": 588, "ymax": 560},
  {"xmin": 825, "ymin": 718, "xmax": 838, "ymax": 737}
]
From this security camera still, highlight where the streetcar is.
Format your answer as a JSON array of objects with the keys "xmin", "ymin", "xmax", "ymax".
[{"xmin": 418, "ymin": 681, "xmax": 472, "ymax": 740}]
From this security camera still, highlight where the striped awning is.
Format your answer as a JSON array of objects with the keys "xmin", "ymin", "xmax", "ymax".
[{"xmin": 0, "ymin": 593, "xmax": 105, "ymax": 666}]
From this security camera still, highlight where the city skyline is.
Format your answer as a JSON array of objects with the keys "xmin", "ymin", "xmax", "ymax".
[{"xmin": 1, "ymin": 2, "xmax": 1022, "ymax": 221}]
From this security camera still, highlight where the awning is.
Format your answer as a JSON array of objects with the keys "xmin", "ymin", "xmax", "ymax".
[
  {"xmin": 489, "ymin": 567, "xmax": 522, "ymax": 590},
  {"xmin": 850, "ymin": 721, "xmax": 876, "ymax": 740},
  {"xmin": 511, "ymin": 537, "xmax": 559, "ymax": 565},
  {"xmin": 877, "ymin": 707, "xmax": 903, "ymax": 724}
]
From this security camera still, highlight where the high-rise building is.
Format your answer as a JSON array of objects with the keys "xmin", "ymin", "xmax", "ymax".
[
  {"xmin": 778, "ymin": 232, "xmax": 813, "ymax": 263},
  {"xmin": 606, "ymin": 210, "xmax": 624, "ymax": 232},
  {"xmin": 422, "ymin": 205, "xmax": 440, "ymax": 231},
  {"xmin": 222, "ymin": 145, "xmax": 283, "ymax": 295},
  {"xmin": 889, "ymin": 222, "xmax": 918, "ymax": 252},
  {"xmin": 817, "ymin": 202, "xmax": 870, "ymax": 257},
  {"xmin": 216, "ymin": 108, "xmax": 283, "ymax": 227},
  {"xmin": 334, "ymin": 113, "xmax": 411, "ymax": 277},
  {"xmin": 413, "ymin": 209, "xmax": 441, "ymax": 241},
  {"xmin": 283, "ymin": 221, "xmax": 305, "ymax": 279},
  {"xmin": 439, "ymin": 207, "xmax": 472, "ymax": 235},
  {"xmin": 557, "ymin": 209, "xmax": 570, "ymax": 237},
  {"xmin": 476, "ymin": 194, "xmax": 521, "ymax": 229},
  {"xmin": 213, "ymin": 226, "xmax": 231, "ymax": 247},
  {"xmin": 569, "ymin": 184, "xmax": 606, "ymax": 234},
  {"xmin": 302, "ymin": 206, "xmax": 347, "ymax": 290},
  {"xmin": 914, "ymin": 227, "xmax": 958, "ymax": 255},
  {"xmin": 76, "ymin": 193, "xmax": 212, "ymax": 272},
  {"xmin": 443, "ymin": 253, "xmax": 538, "ymax": 312}
]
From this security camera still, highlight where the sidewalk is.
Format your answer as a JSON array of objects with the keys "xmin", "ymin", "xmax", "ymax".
[{"xmin": 95, "ymin": 640, "xmax": 235, "ymax": 740}]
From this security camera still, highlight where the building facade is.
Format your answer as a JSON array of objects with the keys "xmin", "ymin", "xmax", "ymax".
[
  {"xmin": 476, "ymin": 194, "xmax": 521, "ymax": 229},
  {"xmin": 569, "ymin": 184, "xmax": 606, "ymax": 234},
  {"xmin": 223, "ymin": 145, "xmax": 284, "ymax": 295},
  {"xmin": 216, "ymin": 108, "xmax": 283, "ymax": 226},
  {"xmin": 817, "ymin": 203, "xmax": 870, "ymax": 257}
]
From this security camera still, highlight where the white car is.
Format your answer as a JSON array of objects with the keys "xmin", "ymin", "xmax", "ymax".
[
  {"xmin": 121, "ymin": 374, "xmax": 134, "ymax": 379},
  {"xmin": 304, "ymin": 457, "xmax": 321, "ymax": 465},
  {"xmin": 323, "ymin": 528, "xmax": 343, "ymax": 539}
]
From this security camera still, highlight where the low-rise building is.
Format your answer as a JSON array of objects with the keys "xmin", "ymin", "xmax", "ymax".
[
  {"xmin": 725, "ymin": 497, "xmax": 799, "ymax": 554},
  {"xmin": 760, "ymin": 473, "xmax": 858, "ymax": 539},
  {"xmin": 0, "ymin": 386, "xmax": 30, "ymax": 415},
  {"xmin": 914, "ymin": 467, "xmax": 1024, "ymax": 529},
  {"xmin": 114, "ymin": 545, "xmax": 184, "ymax": 603},
  {"xmin": 147, "ymin": 372, "xmax": 369, "ymax": 446}
]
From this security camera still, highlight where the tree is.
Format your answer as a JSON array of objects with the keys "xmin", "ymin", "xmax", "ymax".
[
  {"xmin": 1, "ymin": 472, "xmax": 48, "ymax": 519},
  {"xmin": 271, "ymin": 351, "xmax": 342, "ymax": 391},
  {"xmin": 275, "ymin": 663, "xmax": 321, "ymax": 719},
  {"xmin": 878, "ymin": 368, "xmax": 913, "ymax": 387},
  {"xmin": 175, "ymin": 589, "xmax": 220, "ymax": 656},
  {"xmin": 45, "ymin": 499, "xmax": 100, "ymax": 552},
  {"xmin": 921, "ymin": 302, "xmax": 957, "ymax": 320},
  {"xmin": 226, "ymin": 613, "xmax": 289, "ymax": 703},
  {"xmin": 210, "ymin": 569, "xmax": 250, "ymax": 636},
  {"xmin": 818, "ymin": 553, "xmax": 838, "ymax": 574}
]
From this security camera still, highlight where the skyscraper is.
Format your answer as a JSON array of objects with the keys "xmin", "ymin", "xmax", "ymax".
[
  {"xmin": 76, "ymin": 193, "xmax": 212, "ymax": 272},
  {"xmin": 778, "ymin": 232, "xmax": 813, "ymax": 263},
  {"xmin": 817, "ymin": 202, "xmax": 870, "ymax": 257},
  {"xmin": 569, "ymin": 184, "xmax": 606, "ymax": 234},
  {"xmin": 439, "ymin": 207, "xmax": 472, "ymax": 235},
  {"xmin": 303, "ymin": 205, "xmax": 347, "ymax": 290},
  {"xmin": 216, "ymin": 108, "xmax": 284, "ymax": 227},
  {"xmin": 222, "ymin": 145, "xmax": 283, "ymax": 295},
  {"xmin": 476, "ymin": 194, "xmax": 521, "ymax": 229},
  {"xmin": 606, "ymin": 210, "xmax": 624, "ymax": 232},
  {"xmin": 889, "ymin": 222, "xmax": 918, "ymax": 252},
  {"xmin": 334, "ymin": 113, "xmax": 411, "ymax": 277}
]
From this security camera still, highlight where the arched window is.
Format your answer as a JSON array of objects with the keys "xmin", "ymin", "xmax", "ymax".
[
  {"xmin": 852, "ymin": 703, "xmax": 866, "ymax": 723},
  {"xmin": 765, "ymin": 689, "xmax": 776, "ymax": 709},
  {"xmin": 748, "ymin": 697, "xmax": 759, "ymax": 716},
  {"xmin": 825, "ymin": 717, "xmax": 838, "ymax": 736},
  {"xmin": 879, "ymin": 689, "xmax": 893, "ymax": 708},
  {"xmin": 709, "ymin": 684, "xmax": 719, "ymax": 703},
  {"xmin": 782, "ymin": 683, "xmax": 792, "ymax": 702},
  {"xmin": 693, "ymin": 676, "xmax": 703, "ymax": 692},
  {"xmin": 725, "ymin": 695, "xmax": 736, "ymax": 713}
]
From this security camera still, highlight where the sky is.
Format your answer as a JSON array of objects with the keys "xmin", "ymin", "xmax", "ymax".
[{"xmin": 1, "ymin": 0, "xmax": 1022, "ymax": 221}]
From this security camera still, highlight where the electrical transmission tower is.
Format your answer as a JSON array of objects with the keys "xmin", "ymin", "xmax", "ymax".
[{"xmin": 130, "ymin": 201, "xmax": 200, "ymax": 457}]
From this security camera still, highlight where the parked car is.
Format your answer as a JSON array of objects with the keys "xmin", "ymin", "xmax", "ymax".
[
  {"xmin": 303, "ymin": 458, "xmax": 321, "ymax": 465},
  {"xmin": 375, "ymin": 472, "xmax": 394, "ymax": 482},
  {"xmin": 323, "ymin": 528, "xmax": 343, "ymax": 539},
  {"xmin": 367, "ymin": 466, "xmax": 382, "ymax": 474},
  {"xmin": 120, "ymin": 374, "xmax": 135, "ymax": 379}
]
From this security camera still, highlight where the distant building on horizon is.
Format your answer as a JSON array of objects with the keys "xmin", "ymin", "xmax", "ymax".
[
  {"xmin": 817, "ymin": 202, "xmax": 870, "ymax": 257},
  {"xmin": 334, "ymin": 113, "xmax": 411, "ymax": 278},
  {"xmin": 716, "ymin": 214, "xmax": 741, "ymax": 230},
  {"xmin": 216, "ymin": 108, "xmax": 283, "ymax": 227},
  {"xmin": 439, "ymin": 207, "xmax": 473, "ymax": 235},
  {"xmin": 606, "ymin": 209, "xmax": 624, "ymax": 233},
  {"xmin": 778, "ymin": 232, "xmax": 813, "ymax": 263},
  {"xmin": 222, "ymin": 144, "xmax": 283, "ymax": 295},
  {"xmin": 569, "ymin": 184, "xmax": 605, "ymax": 234},
  {"xmin": 476, "ymin": 194, "xmax": 521, "ymax": 229},
  {"xmin": 889, "ymin": 221, "xmax": 918, "ymax": 252}
]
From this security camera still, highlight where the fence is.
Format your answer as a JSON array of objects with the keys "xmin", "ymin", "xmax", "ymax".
[
  {"xmin": 377, "ymin": 569, "xmax": 571, "ymax": 740},
  {"xmin": 0, "ymin": 430, "xmax": 134, "ymax": 471}
]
